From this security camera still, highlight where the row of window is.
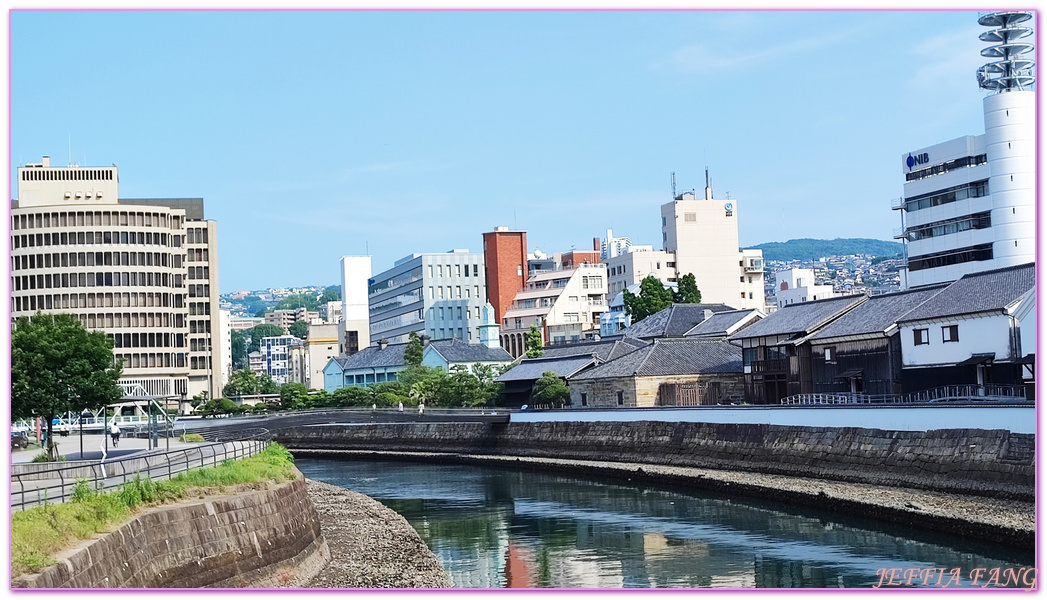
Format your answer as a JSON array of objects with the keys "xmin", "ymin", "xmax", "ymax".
[
  {"xmin": 427, "ymin": 327, "xmax": 471, "ymax": 341},
  {"xmin": 428, "ymin": 263, "xmax": 481, "ymax": 279},
  {"xmin": 908, "ymin": 243, "xmax": 993, "ymax": 273},
  {"xmin": 428, "ymin": 285, "xmax": 483, "ymax": 300},
  {"xmin": 581, "ymin": 276, "xmax": 604, "ymax": 290},
  {"xmin": 577, "ymin": 391, "xmax": 625, "ymax": 407},
  {"xmin": 113, "ymin": 352, "xmax": 186, "ymax": 370},
  {"xmin": 13, "ymin": 209, "xmax": 172, "ymax": 230},
  {"xmin": 905, "ymin": 154, "xmax": 987, "ymax": 182},
  {"xmin": 12, "ymin": 291, "xmax": 178, "ymax": 313},
  {"xmin": 20, "ymin": 168, "xmax": 114, "ymax": 182},
  {"xmin": 185, "ymin": 227, "xmax": 209, "ymax": 244},
  {"xmin": 189, "ymin": 319, "xmax": 212, "ymax": 334},
  {"xmin": 903, "ymin": 180, "xmax": 989, "ymax": 213},
  {"xmin": 13, "ymin": 230, "xmax": 173, "ymax": 250},
  {"xmin": 188, "ymin": 284, "xmax": 210, "ymax": 298},
  {"xmin": 187, "ymin": 266, "xmax": 209, "ymax": 280},
  {"xmin": 13, "ymin": 271, "xmax": 174, "ymax": 292},
  {"xmin": 187, "ymin": 248, "xmax": 209, "ymax": 263},
  {"xmin": 188, "ymin": 301, "xmax": 212, "ymax": 316},
  {"xmin": 903, "ymin": 212, "xmax": 991, "ymax": 242},
  {"xmin": 81, "ymin": 311, "xmax": 180, "ymax": 329},
  {"xmin": 13, "ymin": 251, "xmax": 174, "ymax": 272},
  {"xmin": 112, "ymin": 331, "xmax": 185, "ymax": 349},
  {"xmin": 433, "ymin": 305, "xmax": 482, "ymax": 321},
  {"xmin": 913, "ymin": 325, "xmax": 959, "ymax": 345}
]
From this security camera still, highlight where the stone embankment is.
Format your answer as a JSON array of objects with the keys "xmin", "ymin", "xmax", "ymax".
[{"xmin": 303, "ymin": 480, "xmax": 448, "ymax": 588}]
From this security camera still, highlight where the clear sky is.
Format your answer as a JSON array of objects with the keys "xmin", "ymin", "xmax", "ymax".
[{"xmin": 11, "ymin": 9, "xmax": 1001, "ymax": 293}]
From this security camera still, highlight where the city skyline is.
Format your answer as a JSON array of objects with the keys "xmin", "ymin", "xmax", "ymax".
[{"xmin": 11, "ymin": 10, "xmax": 1002, "ymax": 292}]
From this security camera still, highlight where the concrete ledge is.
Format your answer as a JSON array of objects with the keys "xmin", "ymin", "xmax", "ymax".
[{"xmin": 12, "ymin": 472, "xmax": 329, "ymax": 588}]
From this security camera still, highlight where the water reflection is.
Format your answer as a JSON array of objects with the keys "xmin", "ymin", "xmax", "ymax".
[{"xmin": 296, "ymin": 458, "xmax": 1032, "ymax": 589}]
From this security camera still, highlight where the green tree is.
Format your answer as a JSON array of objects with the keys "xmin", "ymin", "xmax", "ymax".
[
  {"xmin": 525, "ymin": 325, "xmax": 544, "ymax": 358},
  {"xmin": 320, "ymin": 286, "xmax": 342, "ymax": 303},
  {"xmin": 330, "ymin": 386, "xmax": 373, "ymax": 407},
  {"xmin": 279, "ymin": 382, "xmax": 310, "ymax": 411},
  {"xmin": 673, "ymin": 273, "xmax": 702, "ymax": 304},
  {"xmin": 404, "ymin": 331, "xmax": 424, "ymax": 367},
  {"xmin": 623, "ymin": 276, "xmax": 675, "ymax": 323},
  {"xmin": 248, "ymin": 324, "xmax": 286, "ymax": 353},
  {"xmin": 223, "ymin": 369, "xmax": 259, "ymax": 398},
  {"xmin": 190, "ymin": 391, "xmax": 209, "ymax": 409},
  {"xmin": 230, "ymin": 329, "xmax": 248, "ymax": 370},
  {"xmin": 275, "ymin": 293, "xmax": 320, "ymax": 312},
  {"xmin": 288, "ymin": 320, "xmax": 309, "ymax": 340},
  {"xmin": 257, "ymin": 373, "xmax": 279, "ymax": 394},
  {"xmin": 530, "ymin": 371, "xmax": 570, "ymax": 405},
  {"xmin": 12, "ymin": 313, "xmax": 123, "ymax": 460},
  {"xmin": 198, "ymin": 398, "xmax": 241, "ymax": 418}
]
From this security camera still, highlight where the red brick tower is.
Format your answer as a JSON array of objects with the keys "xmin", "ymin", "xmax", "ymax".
[{"xmin": 482, "ymin": 227, "xmax": 528, "ymax": 325}]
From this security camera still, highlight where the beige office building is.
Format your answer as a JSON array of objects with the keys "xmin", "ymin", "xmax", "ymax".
[
  {"xmin": 10, "ymin": 156, "xmax": 226, "ymax": 401},
  {"xmin": 660, "ymin": 179, "xmax": 764, "ymax": 310}
]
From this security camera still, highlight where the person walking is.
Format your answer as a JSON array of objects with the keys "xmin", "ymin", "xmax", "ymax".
[
  {"xmin": 398, "ymin": 401, "xmax": 403, "ymax": 412},
  {"xmin": 110, "ymin": 421, "xmax": 121, "ymax": 447},
  {"xmin": 418, "ymin": 402, "xmax": 425, "ymax": 415}
]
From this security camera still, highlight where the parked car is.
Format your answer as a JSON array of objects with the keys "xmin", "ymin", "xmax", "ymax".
[{"xmin": 11, "ymin": 428, "xmax": 29, "ymax": 449}]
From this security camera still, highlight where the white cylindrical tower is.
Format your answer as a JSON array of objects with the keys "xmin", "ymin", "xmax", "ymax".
[{"xmin": 978, "ymin": 11, "xmax": 1036, "ymax": 267}]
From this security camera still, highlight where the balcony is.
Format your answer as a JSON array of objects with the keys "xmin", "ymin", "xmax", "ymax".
[
  {"xmin": 751, "ymin": 358, "xmax": 788, "ymax": 373},
  {"xmin": 891, "ymin": 197, "xmax": 905, "ymax": 210},
  {"xmin": 744, "ymin": 260, "xmax": 763, "ymax": 273}
]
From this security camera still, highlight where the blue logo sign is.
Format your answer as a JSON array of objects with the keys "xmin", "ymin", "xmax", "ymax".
[{"xmin": 906, "ymin": 153, "xmax": 929, "ymax": 171}]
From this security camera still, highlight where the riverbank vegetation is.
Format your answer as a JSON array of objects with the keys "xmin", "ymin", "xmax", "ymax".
[{"xmin": 11, "ymin": 443, "xmax": 296, "ymax": 578}]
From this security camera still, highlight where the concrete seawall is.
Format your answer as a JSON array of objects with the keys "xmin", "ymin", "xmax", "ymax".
[
  {"xmin": 13, "ymin": 473, "xmax": 329, "ymax": 588},
  {"xmin": 274, "ymin": 421, "xmax": 1034, "ymax": 500}
]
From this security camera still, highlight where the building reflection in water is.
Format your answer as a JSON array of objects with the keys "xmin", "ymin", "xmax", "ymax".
[{"xmin": 296, "ymin": 458, "xmax": 1032, "ymax": 589}]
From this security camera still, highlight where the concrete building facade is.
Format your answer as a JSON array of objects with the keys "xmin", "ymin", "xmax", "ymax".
[
  {"xmin": 501, "ymin": 263, "xmax": 608, "ymax": 357},
  {"xmin": 339, "ymin": 255, "xmax": 371, "ymax": 355},
  {"xmin": 368, "ymin": 250, "xmax": 487, "ymax": 345},
  {"xmin": 11, "ymin": 156, "xmax": 226, "ymax": 400},
  {"xmin": 605, "ymin": 246, "xmax": 677, "ymax": 301},
  {"xmin": 773, "ymin": 268, "xmax": 837, "ymax": 310}
]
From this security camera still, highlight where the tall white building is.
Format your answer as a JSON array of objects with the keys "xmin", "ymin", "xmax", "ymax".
[
  {"xmin": 339, "ymin": 255, "xmax": 371, "ymax": 354},
  {"xmin": 604, "ymin": 245, "xmax": 677, "ymax": 301},
  {"xmin": 660, "ymin": 171, "xmax": 765, "ymax": 310},
  {"xmin": 894, "ymin": 11, "xmax": 1035, "ymax": 289},
  {"xmin": 601, "ymin": 228, "xmax": 633, "ymax": 260},
  {"xmin": 11, "ymin": 156, "xmax": 227, "ymax": 400},
  {"xmin": 773, "ymin": 268, "xmax": 836, "ymax": 309}
]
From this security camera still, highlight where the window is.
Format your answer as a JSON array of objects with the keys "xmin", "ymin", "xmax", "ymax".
[
  {"xmin": 825, "ymin": 347, "xmax": 836, "ymax": 362},
  {"xmin": 914, "ymin": 328, "xmax": 929, "ymax": 346},
  {"xmin": 473, "ymin": 264, "xmax": 479, "ymax": 277},
  {"xmin": 942, "ymin": 325, "xmax": 959, "ymax": 343},
  {"xmin": 580, "ymin": 393, "xmax": 587, "ymax": 407},
  {"xmin": 616, "ymin": 391, "xmax": 624, "ymax": 406},
  {"xmin": 684, "ymin": 213, "xmax": 696, "ymax": 222}
]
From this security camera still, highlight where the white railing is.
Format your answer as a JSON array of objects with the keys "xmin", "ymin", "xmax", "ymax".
[{"xmin": 782, "ymin": 384, "xmax": 1027, "ymax": 406}]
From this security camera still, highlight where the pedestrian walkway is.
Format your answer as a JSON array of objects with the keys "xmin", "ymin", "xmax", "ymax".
[{"xmin": 11, "ymin": 432, "xmax": 196, "ymax": 464}]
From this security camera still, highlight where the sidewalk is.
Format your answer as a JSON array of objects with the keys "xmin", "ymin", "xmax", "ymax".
[{"xmin": 11, "ymin": 432, "xmax": 195, "ymax": 464}]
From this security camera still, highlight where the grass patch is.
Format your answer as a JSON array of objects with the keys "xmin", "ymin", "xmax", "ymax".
[
  {"xmin": 11, "ymin": 443, "xmax": 295, "ymax": 578},
  {"xmin": 178, "ymin": 433, "xmax": 206, "ymax": 443}
]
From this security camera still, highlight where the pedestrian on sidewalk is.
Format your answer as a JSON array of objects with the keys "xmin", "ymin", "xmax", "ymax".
[{"xmin": 110, "ymin": 421, "xmax": 121, "ymax": 447}]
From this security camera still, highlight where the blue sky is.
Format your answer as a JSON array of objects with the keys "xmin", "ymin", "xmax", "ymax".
[{"xmin": 11, "ymin": 10, "xmax": 998, "ymax": 292}]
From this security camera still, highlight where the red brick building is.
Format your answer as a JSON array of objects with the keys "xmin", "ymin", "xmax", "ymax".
[{"xmin": 482, "ymin": 227, "xmax": 528, "ymax": 325}]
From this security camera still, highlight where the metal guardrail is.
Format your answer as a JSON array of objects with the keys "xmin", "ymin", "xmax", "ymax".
[
  {"xmin": 11, "ymin": 437, "xmax": 270, "ymax": 512},
  {"xmin": 781, "ymin": 384, "xmax": 1027, "ymax": 406}
]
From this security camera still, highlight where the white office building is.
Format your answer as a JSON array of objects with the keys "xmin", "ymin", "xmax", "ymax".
[
  {"xmin": 258, "ymin": 334, "xmax": 302, "ymax": 385},
  {"xmin": 604, "ymin": 245, "xmax": 677, "ymax": 301},
  {"xmin": 893, "ymin": 11, "xmax": 1035, "ymax": 289},
  {"xmin": 339, "ymin": 255, "xmax": 371, "ymax": 354},
  {"xmin": 11, "ymin": 156, "xmax": 226, "ymax": 401},
  {"xmin": 368, "ymin": 250, "xmax": 488, "ymax": 344},
  {"xmin": 601, "ymin": 228, "xmax": 633, "ymax": 260},
  {"xmin": 773, "ymin": 268, "xmax": 837, "ymax": 309}
]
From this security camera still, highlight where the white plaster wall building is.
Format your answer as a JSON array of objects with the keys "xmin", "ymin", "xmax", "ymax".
[
  {"xmin": 218, "ymin": 308, "xmax": 232, "ymax": 391},
  {"xmin": 11, "ymin": 156, "xmax": 226, "ymax": 400},
  {"xmin": 306, "ymin": 322, "xmax": 341, "ymax": 390},
  {"xmin": 601, "ymin": 228, "xmax": 633, "ymax": 260},
  {"xmin": 893, "ymin": 11, "xmax": 1035, "ymax": 289},
  {"xmin": 258, "ymin": 334, "xmax": 303, "ymax": 385},
  {"xmin": 773, "ymin": 268, "xmax": 837, "ymax": 309}
]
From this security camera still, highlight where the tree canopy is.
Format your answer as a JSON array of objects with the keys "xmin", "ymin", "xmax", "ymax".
[
  {"xmin": 223, "ymin": 369, "xmax": 278, "ymax": 398},
  {"xmin": 673, "ymin": 273, "xmax": 702, "ymax": 304},
  {"xmin": 231, "ymin": 329, "xmax": 248, "ymax": 370},
  {"xmin": 623, "ymin": 276, "xmax": 674, "ymax": 323},
  {"xmin": 12, "ymin": 313, "xmax": 124, "ymax": 459},
  {"xmin": 526, "ymin": 325, "xmax": 544, "ymax": 358},
  {"xmin": 531, "ymin": 371, "xmax": 570, "ymax": 405},
  {"xmin": 404, "ymin": 331, "xmax": 424, "ymax": 366},
  {"xmin": 288, "ymin": 320, "xmax": 309, "ymax": 340},
  {"xmin": 247, "ymin": 324, "xmax": 286, "ymax": 353}
]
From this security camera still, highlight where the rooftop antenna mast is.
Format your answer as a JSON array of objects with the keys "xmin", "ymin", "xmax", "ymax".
[
  {"xmin": 976, "ymin": 11, "xmax": 1035, "ymax": 93},
  {"xmin": 704, "ymin": 167, "xmax": 713, "ymax": 200},
  {"xmin": 671, "ymin": 172, "xmax": 676, "ymax": 199}
]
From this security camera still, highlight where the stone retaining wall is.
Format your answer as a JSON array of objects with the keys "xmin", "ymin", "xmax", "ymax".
[
  {"xmin": 274, "ymin": 422, "xmax": 1034, "ymax": 500},
  {"xmin": 13, "ymin": 473, "xmax": 329, "ymax": 588}
]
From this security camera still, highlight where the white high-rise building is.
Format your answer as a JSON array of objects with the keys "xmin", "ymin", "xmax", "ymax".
[
  {"xmin": 660, "ymin": 171, "xmax": 765, "ymax": 310},
  {"xmin": 11, "ymin": 156, "xmax": 226, "ymax": 401},
  {"xmin": 601, "ymin": 228, "xmax": 633, "ymax": 260},
  {"xmin": 339, "ymin": 255, "xmax": 371, "ymax": 354},
  {"xmin": 894, "ymin": 11, "xmax": 1035, "ymax": 289}
]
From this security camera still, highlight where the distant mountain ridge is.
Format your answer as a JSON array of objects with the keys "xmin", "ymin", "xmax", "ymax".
[{"xmin": 745, "ymin": 238, "xmax": 903, "ymax": 263}]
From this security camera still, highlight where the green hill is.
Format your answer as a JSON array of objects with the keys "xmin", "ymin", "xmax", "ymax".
[{"xmin": 746, "ymin": 238, "xmax": 903, "ymax": 263}]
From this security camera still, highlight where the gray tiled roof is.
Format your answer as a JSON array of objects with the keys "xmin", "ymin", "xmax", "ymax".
[
  {"xmin": 729, "ymin": 295, "xmax": 866, "ymax": 341},
  {"xmin": 809, "ymin": 285, "xmax": 948, "ymax": 341},
  {"xmin": 620, "ymin": 303, "xmax": 737, "ymax": 339},
  {"xmin": 427, "ymin": 338, "xmax": 513, "ymax": 363},
  {"xmin": 685, "ymin": 309, "xmax": 762, "ymax": 338},
  {"xmin": 496, "ymin": 355, "xmax": 596, "ymax": 382},
  {"xmin": 335, "ymin": 343, "xmax": 408, "ymax": 371},
  {"xmin": 896, "ymin": 262, "xmax": 1035, "ymax": 323},
  {"xmin": 570, "ymin": 338, "xmax": 742, "ymax": 380},
  {"xmin": 542, "ymin": 337, "xmax": 649, "ymax": 361}
]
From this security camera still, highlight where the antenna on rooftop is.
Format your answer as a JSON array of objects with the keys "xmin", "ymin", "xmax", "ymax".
[
  {"xmin": 976, "ymin": 11, "xmax": 1035, "ymax": 93},
  {"xmin": 671, "ymin": 172, "xmax": 676, "ymax": 199}
]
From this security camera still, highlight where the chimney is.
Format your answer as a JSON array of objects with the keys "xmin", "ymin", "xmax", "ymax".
[
  {"xmin": 593, "ymin": 238, "xmax": 601, "ymax": 252},
  {"xmin": 378, "ymin": 338, "xmax": 388, "ymax": 350},
  {"xmin": 42, "ymin": 156, "xmax": 50, "ymax": 168},
  {"xmin": 420, "ymin": 334, "xmax": 431, "ymax": 348}
]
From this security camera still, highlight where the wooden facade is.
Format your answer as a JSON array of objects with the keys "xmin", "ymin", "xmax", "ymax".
[{"xmin": 810, "ymin": 335, "xmax": 904, "ymax": 396}]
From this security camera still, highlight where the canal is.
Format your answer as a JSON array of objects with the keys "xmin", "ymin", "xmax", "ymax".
[{"xmin": 296, "ymin": 458, "xmax": 1034, "ymax": 589}]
